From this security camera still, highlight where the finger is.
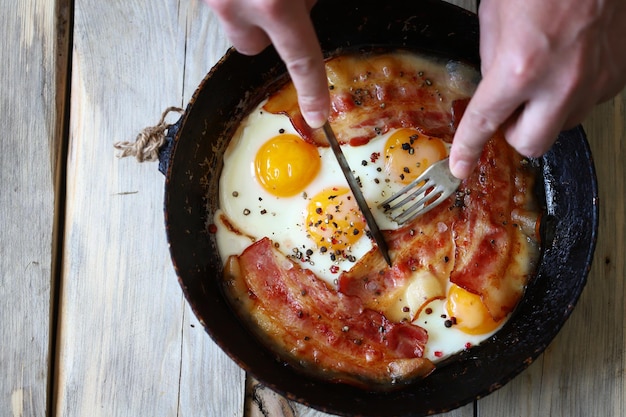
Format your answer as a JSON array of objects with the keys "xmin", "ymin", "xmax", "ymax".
[
  {"xmin": 503, "ymin": 96, "xmax": 566, "ymax": 158},
  {"xmin": 476, "ymin": 0, "xmax": 499, "ymax": 72},
  {"xmin": 204, "ymin": 0, "xmax": 272, "ymax": 55},
  {"xmin": 449, "ymin": 65, "xmax": 528, "ymax": 178},
  {"xmin": 562, "ymin": 101, "xmax": 594, "ymax": 130},
  {"xmin": 221, "ymin": 21, "xmax": 272, "ymax": 55},
  {"xmin": 265, "ymin": 4, "xmax": 329, "ymax": 128}
]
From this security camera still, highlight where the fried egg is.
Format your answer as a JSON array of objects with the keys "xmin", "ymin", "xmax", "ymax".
[
  {"xmin": 412, "ymin": 283, "xmax": 505, "ymax": 362},
  {"xmin": 215, "ymin": 104, "xmax": 450, "ymax": 286},
  {"xmin": 213, "ymin": 98, "xmax": 506, "ymax": 363}
]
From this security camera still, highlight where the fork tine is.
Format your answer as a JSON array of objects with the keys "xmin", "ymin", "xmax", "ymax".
[
  {"xmin": 378, "ymin": 157, "xmax": 460, "ymax": 225},
  {"xmin": 396, "ymin": 187, "xmax": 441, "ymax": 218},
  {"xmin": 393, "ymin": 189, "xmax": 448, "ymax": 224},
  {"xmin": 382, "ymin": 178, "xmax": 434, "ymax": 211},
  {"xmin": 379, "ymin": 163, "xmax": 438, "ymax": 209},
  {"xmin": 379, "ymin": 182, "xmax": 415, "ymax": 209}
]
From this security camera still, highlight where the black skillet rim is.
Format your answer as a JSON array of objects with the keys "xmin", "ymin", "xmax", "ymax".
[{"xmin": 162, "ymin": 1, "xmax": 599, "ymax": 415}]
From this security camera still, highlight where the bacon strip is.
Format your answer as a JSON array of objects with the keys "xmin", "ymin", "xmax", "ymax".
[
  {"xmin": 224, "ymin": 237, "xmax": 434, "ymax": 388},
  {"xmin": 449, "ymin": 135, "xmax": 537, "ymax": 320},
  {"xmin": 338, "ymin": 134, "xmax": 539, "ymax": 322},
  {"xmin": 225, "ymin": 53, "xmax": 540, "ymax": 388},
  {"xmin": 338, "ymin": 208, "xmax": 455, "ymax": 320},
  {"xmin": 263, "ymin": 53, "xmax": 472, "ymax": 147}
]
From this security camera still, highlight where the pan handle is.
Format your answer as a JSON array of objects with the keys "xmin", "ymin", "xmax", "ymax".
[
  {"xmin": 158, "ymin": 115, "xmax": 183, "ymax": 175},
  {"xmin": 114, "ymin": 106, "xmax": 184, "ymax": 172}
]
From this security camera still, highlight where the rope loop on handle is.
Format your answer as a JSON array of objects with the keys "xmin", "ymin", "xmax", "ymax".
[{"xmin": 114, "ymin": 106, "xmax": 184, "ymax": 162}]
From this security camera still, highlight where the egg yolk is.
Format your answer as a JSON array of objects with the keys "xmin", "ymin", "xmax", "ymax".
[
  {"xmin": 254, "ymin": 134, "xmax": 321, "ymax": 197},
  {"xmin": 305, "ymin": 187, "xmax": 366, "ymax": 252},
  {"xmin": 445, "ymin": 284, "xmax": 502, "ymax": 335},
  {"xmin": 384, "ymin": 128, "xmax": 447, "ymax": 184}
]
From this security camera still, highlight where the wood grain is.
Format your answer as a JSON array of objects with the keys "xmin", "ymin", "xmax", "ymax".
[
  {"xmin": 0, "ymin": 1, "xmax": 62, "ymax": 415},
  {"xmin": 3, "ymin": 0, "xmax": 624, "ymax": 416},
  {"xmin": 54, "ymin": 1, "xmax": 243, "ymax": 416},
  {"xmin": 479, "ymin": 89, "xmax": 626, "ymax": 417}
]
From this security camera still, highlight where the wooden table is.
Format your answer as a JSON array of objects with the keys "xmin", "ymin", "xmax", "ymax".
[{"xmin": 2, "ymin": 0, "xmax": 624, "ymax": 416}]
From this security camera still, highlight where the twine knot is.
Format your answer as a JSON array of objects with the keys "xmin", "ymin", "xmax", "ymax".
[{"xmin": 114, "ymin": 106, "xmax": 184, "ymax": 162}]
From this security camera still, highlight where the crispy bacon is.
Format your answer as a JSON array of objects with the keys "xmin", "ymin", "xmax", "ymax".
[
  {"xmin": 338, "ymin": 134, "xmax": 539, "ymax": 322},
  {"xmin": 224, "ymin": 237, "xmax": 434, "ymax": 388},
  {"xmin": 263, "ymin": 53, "xmax": 473, "ymax": 146},
  {"xmin": 449, "ymin": 134, "xmax": 538, "ymax": 320},
  {"xmin": 224, "ymin": 52, "xmax": 540, "ymax": 387},
  {"xmin": 338, "ymin": 208, "xmax": 455, "ymax": 319}
]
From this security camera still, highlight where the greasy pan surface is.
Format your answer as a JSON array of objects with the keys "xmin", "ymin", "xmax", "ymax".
[{"xmin": 162, "ymin": 0, "xmax": 598, "ymax": 415}]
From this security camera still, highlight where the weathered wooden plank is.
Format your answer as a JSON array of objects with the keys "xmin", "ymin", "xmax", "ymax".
[
  {"xmin": 0, "ymin": 0, "xmax": 62, "ymax": 415},
  {"xmin": 55, "ymin": 1, "xmax": 243, "ymax": 416},
  {"xmin": 479, "ymin": 89, "xmax": 626, "ymax": 416}
]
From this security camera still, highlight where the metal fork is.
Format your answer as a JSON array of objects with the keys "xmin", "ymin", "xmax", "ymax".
[{"xmin": 379, "ymin": 157, "xmax": 461, "ymax": 224}]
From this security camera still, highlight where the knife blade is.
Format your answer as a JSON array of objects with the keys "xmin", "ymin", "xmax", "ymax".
[{"xmin": 321, "ymin": 122, "xmax": 392, "ymax": 266}]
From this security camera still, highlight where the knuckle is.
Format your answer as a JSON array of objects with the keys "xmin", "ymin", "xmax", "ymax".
[
  {"xmin": 298, "ymin": 91, "xmax": 325, "ymax": 108},
  {"xmin": 452, "ymin": 148, "xmax": 482, "ymax": 170},
  {"xmin": 298, "ymin": 93, "xmax": 330, "ymax": 120},
  {"xmin": 507, "ymin": 131, "xmax": 551, "ymax": 158},
  {"xmin": 286, "ymin": 54, "xmax": 319, "ymax": 78},
  {"xmin": 285, "ymin": 55, "xmax": 327, "ymax": 106},
  {"xmin": 452, "ymin": 127, "xmax": 488, "ymax": 163},
  {"xmin": 507, "ymin": 58, "xmax": 539, "ymax": 90},
  {"xmin": 454, "ymin": 139, "xmax": 484, "ymax": 160},
  {"xmin": 226, "ymin": 27, "xmax": 270, "ymax": 55},
  {"xmin": 504, "ymin": 43, "xmax": 550, "ymax": 89},
  {"xmin": 464, "ymin": 107, "xmax": 500, "ymax": 136}
]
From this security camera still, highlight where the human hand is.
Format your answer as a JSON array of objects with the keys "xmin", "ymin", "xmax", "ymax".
[
  {"xmin": 449, "ymin": 0, "xmax": 626, "ymax": 178},
  {"xmin": 204, "ymin": 0, "xmax": 330, "ymax": 128}
]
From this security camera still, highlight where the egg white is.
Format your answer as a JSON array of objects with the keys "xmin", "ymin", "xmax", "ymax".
[
  {"xmin": 215, "ymin": 104, "xmax": 430, "ymax": 286},
  {"xmin": 215, "ymin": 99, "xmax": 500, "ymax": 364},
  {"xmin": 413, "ymin": 295, "xmax": 504, "ymax": 362}
]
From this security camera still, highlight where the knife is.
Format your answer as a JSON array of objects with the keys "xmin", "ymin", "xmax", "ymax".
[{"xmin": 322, "ymin": 122, "xmax": 392, "ymax": 266}]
